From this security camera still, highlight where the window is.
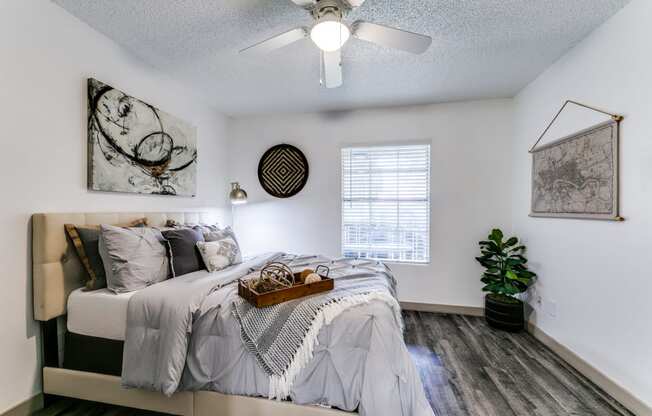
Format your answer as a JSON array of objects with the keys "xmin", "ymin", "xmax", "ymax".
[{"xmin": 341, "ymin": 144, "xmax": 430, "ymax": 264}]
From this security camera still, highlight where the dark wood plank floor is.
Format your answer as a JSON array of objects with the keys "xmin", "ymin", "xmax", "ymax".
[
  {"xmin": 35, "ymin": 311, "xmax": 633, "ymax": 416},
  {"xmin": 403, "ymin": 311, "xmax": 633, "ymax": 416},
  {"xmin": 33, "ymin": 398, "xmax": 167, "ymax": 416}
]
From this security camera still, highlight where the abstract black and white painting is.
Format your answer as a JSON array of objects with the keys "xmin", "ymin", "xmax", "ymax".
[{"xmin": 87, "ymin": 78, "xmax": 197, "ymax": 196}]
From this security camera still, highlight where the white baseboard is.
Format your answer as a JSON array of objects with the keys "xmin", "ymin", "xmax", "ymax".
[
  {"xmin": 400, "ymin": 301, "xmax": 484, "ymax": 316},
  {"xmin": 527, "ymin": 323, "xmax": 652, "ymax": 416},
  {"xmin": 1, "ymin": 393, "xmax": 43, "ymax": 416}
]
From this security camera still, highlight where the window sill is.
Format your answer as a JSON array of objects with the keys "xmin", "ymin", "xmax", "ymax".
[
  {"xmin": 382, "ymin": 260, "xmax": 430, "ymax": 267},
  {"xmin": 343, "ymin": 257, "xmax": 430, "ymax": 267}
]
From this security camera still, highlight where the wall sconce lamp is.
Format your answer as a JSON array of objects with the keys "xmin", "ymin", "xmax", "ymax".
[{"xmin": 229, "ymin": 182, "xmax": 248, "ymax": 205}]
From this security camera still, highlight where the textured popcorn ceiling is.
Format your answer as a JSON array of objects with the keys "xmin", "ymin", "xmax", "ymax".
[{"xmin": 54, "ymin": 0, "xmax": 630, "ymax": 115}]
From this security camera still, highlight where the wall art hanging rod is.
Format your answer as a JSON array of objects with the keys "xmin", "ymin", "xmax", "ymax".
[{"xmin": 528, "ymin": 100, "xmax": 623, "ymax": 153}]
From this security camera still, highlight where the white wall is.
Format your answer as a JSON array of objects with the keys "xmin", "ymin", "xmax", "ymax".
[
  {"xmin": 3, "ymin": 0, "xmax": 649, "ymax": 412},
  {"xmin": 512, "ymin": 0, "xmax": 652, "ymax": 409},
  {"xmin": 228, "ymin": 100, "xmax": 514, "ymax": 306},
  {"xmin": 0, "ymin": 1, "xmax": 229, "ymax": 412}
]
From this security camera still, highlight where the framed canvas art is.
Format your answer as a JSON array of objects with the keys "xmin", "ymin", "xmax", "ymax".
[{"xmin": 87, "ymin": 78, "xmax": 197, "ymax": 196}]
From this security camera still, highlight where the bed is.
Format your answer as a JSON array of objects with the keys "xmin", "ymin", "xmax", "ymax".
[{"xmin": 33, "ymin": 212, "xmax": 432, "ymax": 416}]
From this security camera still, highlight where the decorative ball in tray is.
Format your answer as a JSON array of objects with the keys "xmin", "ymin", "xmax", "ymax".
[{"xmin": 238, "ymin": 262, "xmax": 333, "ymax": 308}]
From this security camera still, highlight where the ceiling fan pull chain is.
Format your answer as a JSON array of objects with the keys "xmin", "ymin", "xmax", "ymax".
[{"xmin": 319, "ymin": 52, "xmax": 325, "ymax": 86}]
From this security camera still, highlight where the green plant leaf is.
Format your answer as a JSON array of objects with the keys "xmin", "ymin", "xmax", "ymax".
[
  {"xmin": 477, "ymin": 255, "xmax": 497, "ymax": 263},
  {"xmin": 502, "ymin": 283, "xmax": 520, "ymax": 295},
  {"xmin": 480, "ymin": 241, "xmax": 501, "ymax": 253},
  {"xmin": 480, "ymin": 263, "xmax": 499, "ymax": 271},
  {"xmin": 506, "ymin": 257, "xmax": 526, "ymax": 266},
  {"xmin": 476, "ymin": 257, "xmax": 489, "ymax": 264},
  {"xmin": 516, "ymin": 277, "xmax": 532, "ymax": 285},
  {"xmin": 489, "ymin": 229, "xmax": 504, "ymax": 245},
  {"xmin": 484, "ymin": 283, "xmax": 502, "ymax": 293},
  {"xmin": 518, "ymin": 270, "xmax": 537, "ymax": 279},
  {"xmin": 482, "ymin": 274, "xmax": 501, "ymax": 282},
  {"xmin": 506, "ymin": 270, "xmax": 519, "ymax": 280},
  {"xmin": 505, "ymin": 237, "xmax": 518, "ymax": 247}
]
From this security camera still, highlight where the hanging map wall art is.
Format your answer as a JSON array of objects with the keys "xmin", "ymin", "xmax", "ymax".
[{"xmin": 530, "ymin": 120, "xmax": 620, "ymax": 221}]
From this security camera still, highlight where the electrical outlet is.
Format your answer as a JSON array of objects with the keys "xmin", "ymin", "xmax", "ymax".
[{"xmin": 545, "ymin": 300, "xmax": 557, "ymax": 318}]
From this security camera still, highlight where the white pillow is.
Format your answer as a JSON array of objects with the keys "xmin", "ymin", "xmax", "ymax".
[{"xmin": 196, "ymin": 237, "xmax": 242, "ymax": 272}]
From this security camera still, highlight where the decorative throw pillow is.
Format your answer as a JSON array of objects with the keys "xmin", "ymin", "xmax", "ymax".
[
  {"xmin": 98, "ymin": 224, "xmax": 169, "ymax": 293},
  {"xmin": 202, "ymin": 226, "xmax": 242, "ymax": 263},
  {"xmin": 162, "ymin": 227, "xmax": 206, "ymax": 277},
  {"xmin": 193, "ymin": 224, "xmax": 220, "ymax": 234},
  {"xmin": 165, "ymin": 219, "xmax": 219, "ymax": 233},
  {"xmin": 196, "ymin": 237, "xmax": 242, "ymax": 272},
  {"xmin": 203, "ymin": 226, "xmax": 238, "ymax": 243},
  {"xmin": 165, "ymin": 219, "xmax": 185, "ymax": 228},
  {"xmin": 65, "ymin": 218, "xmax": 147, "ymax": 291}
]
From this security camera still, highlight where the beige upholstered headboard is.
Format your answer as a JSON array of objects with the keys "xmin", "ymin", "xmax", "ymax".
[{"xmin": 32, "ymin": 211, "xmax": 221, "ymax": 321}]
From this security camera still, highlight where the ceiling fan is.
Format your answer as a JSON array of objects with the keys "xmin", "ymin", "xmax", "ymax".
[{"xmin": 239, "ymin": 0, "xmax": 432, "ymax": 89}]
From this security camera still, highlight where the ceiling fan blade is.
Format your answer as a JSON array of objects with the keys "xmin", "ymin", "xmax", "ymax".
[
  {"xmin": 351, "ymin": 21, "xmax": 432, "ymax": 54},
  {"xmin": 343, "ymin": 0, "xmax": 367, "ymax": 7},
  {"xmin": 321, "ymin": 50, "xmax": 343, "ymax": 89},
  {"xmin": 240, "ymin": 27, "xmax": 308, "ymax": 55},
  {"xmin": 289, "ymin": 0, "xmax": 316, "ymax": 8}
]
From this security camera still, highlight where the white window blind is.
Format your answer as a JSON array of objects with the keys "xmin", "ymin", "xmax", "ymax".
[{"xmin": 341, "ymin": 144, "xmax": 430, "ymax": 264}]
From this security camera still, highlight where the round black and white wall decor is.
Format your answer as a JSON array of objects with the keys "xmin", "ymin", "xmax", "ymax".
[{"xmin": 258, "ymin": 144, "xmax": 309, "ymax": 198}]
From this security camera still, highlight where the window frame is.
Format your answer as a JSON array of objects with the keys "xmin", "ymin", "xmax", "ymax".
[{"xmin": 339, "ymin": 140, "xmax": 432, "ymax": 265}]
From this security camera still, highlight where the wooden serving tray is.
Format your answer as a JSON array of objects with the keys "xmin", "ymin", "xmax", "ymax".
[{"xmin": 238, "ymin": 272, "xmax": 334, "ymax": 308}]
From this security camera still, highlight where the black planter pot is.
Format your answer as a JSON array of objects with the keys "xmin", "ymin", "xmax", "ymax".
[{"xmin": 484, "ymin": 294, "xmax": 524, "ymax": 332}]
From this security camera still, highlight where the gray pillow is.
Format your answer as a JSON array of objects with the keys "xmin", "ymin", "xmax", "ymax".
[
  {"xmin": 161, "ymin": 227, "xmax": 205, "ymax": 277},
  {"xmin": 98, "ymin": 224, "xmax": 169, "ymax": 293},
  {"xmin": 64, "ymin": 218, "xmax": 148, "ymax": 291}
]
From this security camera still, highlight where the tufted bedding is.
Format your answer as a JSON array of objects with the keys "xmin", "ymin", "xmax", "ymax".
[{"xmin": 121, "ymin": 253, "xmax": 434, "ymax": 416}]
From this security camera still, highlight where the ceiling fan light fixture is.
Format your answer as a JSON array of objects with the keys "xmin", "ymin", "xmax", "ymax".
[{"xmin": 310, "ymin": 12, "xmax": 350, "ymax": 52}]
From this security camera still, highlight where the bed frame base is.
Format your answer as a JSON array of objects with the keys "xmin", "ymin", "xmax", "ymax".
[
  {"xmin": 43, "ymin": 367, "xmax": 351, "ymax": 416},
  {"xmin": 43, "ymin": 367, "xmax": 194, "ymax": 415}
]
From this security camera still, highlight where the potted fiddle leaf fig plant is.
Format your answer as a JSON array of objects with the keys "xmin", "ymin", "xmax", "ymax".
[{"xmin": 475, "ymin": 229, "xmax": 536, "ymax": 332}]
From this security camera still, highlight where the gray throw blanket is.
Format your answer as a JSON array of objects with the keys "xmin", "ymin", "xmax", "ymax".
[{"xmin": 232, "ymin": 255, "xmax": 402, "ymax": 399}]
